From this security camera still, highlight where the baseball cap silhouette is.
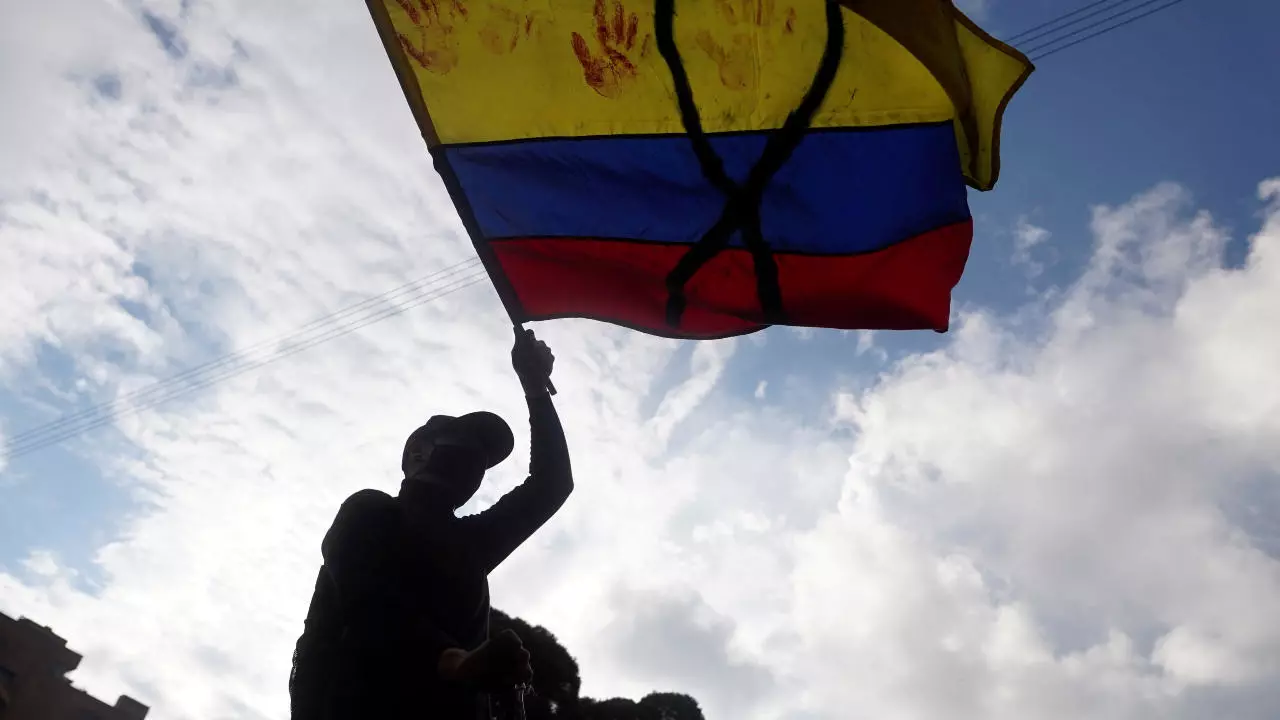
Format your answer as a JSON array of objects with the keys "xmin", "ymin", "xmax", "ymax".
[{"xmin": 402, "ymin": 411, "xmax": 514, "ymax": 475}]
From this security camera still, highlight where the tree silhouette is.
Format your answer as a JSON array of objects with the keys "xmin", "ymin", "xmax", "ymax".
[
  {"xmin": 578, "ymin": 696, "xmax": 652, "ymax": 719},
  {"xmin": 490, "ymin": 608, "xmax": 581, "ymax": 718},
  {"xmin": 490, "ymin": 608, "xmax": 704, "ymax": 720},
  {"xmin": 640, "ymin": 692, "xmax": 705, "ymax": 720}
]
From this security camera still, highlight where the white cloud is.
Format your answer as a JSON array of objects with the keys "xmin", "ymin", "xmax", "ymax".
[
  {"xmin": 21, "ymin": 550, "xmax": 62, "ymax": 578},
  {"xmin": 1013, "ymin": 216, "xmax": 1052, "ymax": 279},
  {"xmin": 2, "ymin": 2, "xmax": 1279, "ymax": 720},
  {"xmin": 649, "ymin": 339, "xmax": 738, "ymax": 449},
  {"xmin": 781, "ymin": 180, "xmax": 1280, "ymax": 719}
]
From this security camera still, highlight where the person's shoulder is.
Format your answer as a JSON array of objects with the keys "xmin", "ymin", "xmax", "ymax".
[
  {"xmin": 343, "ymin": 488, "xmax": 395, "ymax": 504},
  {"xmin": 323, "ymin": 489, "xmax": 401, "ymax": 556},
  {"xmin": 336, "ymin": 488, "xmax": 398, "ymax": 517}
]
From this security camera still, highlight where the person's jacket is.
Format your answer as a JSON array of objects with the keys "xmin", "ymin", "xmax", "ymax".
[{"xmin": 321, "ymin": 394, "xmax": 572, "ymax": 719}]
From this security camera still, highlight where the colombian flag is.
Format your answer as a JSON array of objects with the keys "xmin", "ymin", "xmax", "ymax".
[{"xmin": 366, "ymin": 0, "xmax": 1032, "ymax": 338}]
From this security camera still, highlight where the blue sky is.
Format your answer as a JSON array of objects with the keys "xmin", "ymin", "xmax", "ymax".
[{"xmin": 2, "ymin": 1, "xmax": 1280, "ymax": 719}]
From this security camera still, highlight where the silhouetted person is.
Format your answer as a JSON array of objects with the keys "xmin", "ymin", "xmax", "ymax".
[{"xmin": 316, "ymin": 329, "xmax": 571, "ymax": 719}]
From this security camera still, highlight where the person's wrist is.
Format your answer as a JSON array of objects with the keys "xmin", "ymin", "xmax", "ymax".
[{"xmin": 519, "ymin": 376, "xmax": 550, "ymax": 397}]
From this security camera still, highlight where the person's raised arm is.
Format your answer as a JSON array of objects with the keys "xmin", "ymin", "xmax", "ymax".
[{"xmin": 467, "ymin": 329, "xmax": 574, "ymax": 573}]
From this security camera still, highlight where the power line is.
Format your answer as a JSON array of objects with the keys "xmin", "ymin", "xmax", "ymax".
[
  {"xmin": 2, "ymin": 264, "xmax": 489, "ymax": 460},
  {"xmin": 1026, "ymin": 0, "xmax": 1192, "ymax": 60},
  {"xmin": 1008, "ymin": 0, "xmax": 1133, "ymax": 44},
  {"xmin": 4, "ymin": 257, "xmax": 482, "ymax": 450},
  {"xmin": 3, "ymin": 267, "xmax": 489, "ymax": 460},
  {"xmin": 1020, "ymin": 0, "xmax": 1171, "ymax": 48},
  {"xmin": 5, "ymin": 256, "xmax": 483, "ymax": 450}
]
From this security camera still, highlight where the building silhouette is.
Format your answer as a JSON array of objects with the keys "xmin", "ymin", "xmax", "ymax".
[{"xmin": 0, "ymin": 611, "xmax": 148, "ymax": 719}]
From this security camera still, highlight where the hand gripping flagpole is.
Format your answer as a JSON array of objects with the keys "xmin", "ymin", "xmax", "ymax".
[{"xmin": 515, "ymin": 323, "xmax": 557, "ymax": 397}]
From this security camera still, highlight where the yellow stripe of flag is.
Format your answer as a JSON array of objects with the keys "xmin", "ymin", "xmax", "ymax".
[{"xmin": 370, "ymin": 0, "xmax": 1031, "ymax": 190}]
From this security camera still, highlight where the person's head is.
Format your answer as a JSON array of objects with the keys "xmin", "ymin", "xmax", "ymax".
[{"xmin": 400, "ymin": 411, "xmax": 514, "ymax": 510}]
